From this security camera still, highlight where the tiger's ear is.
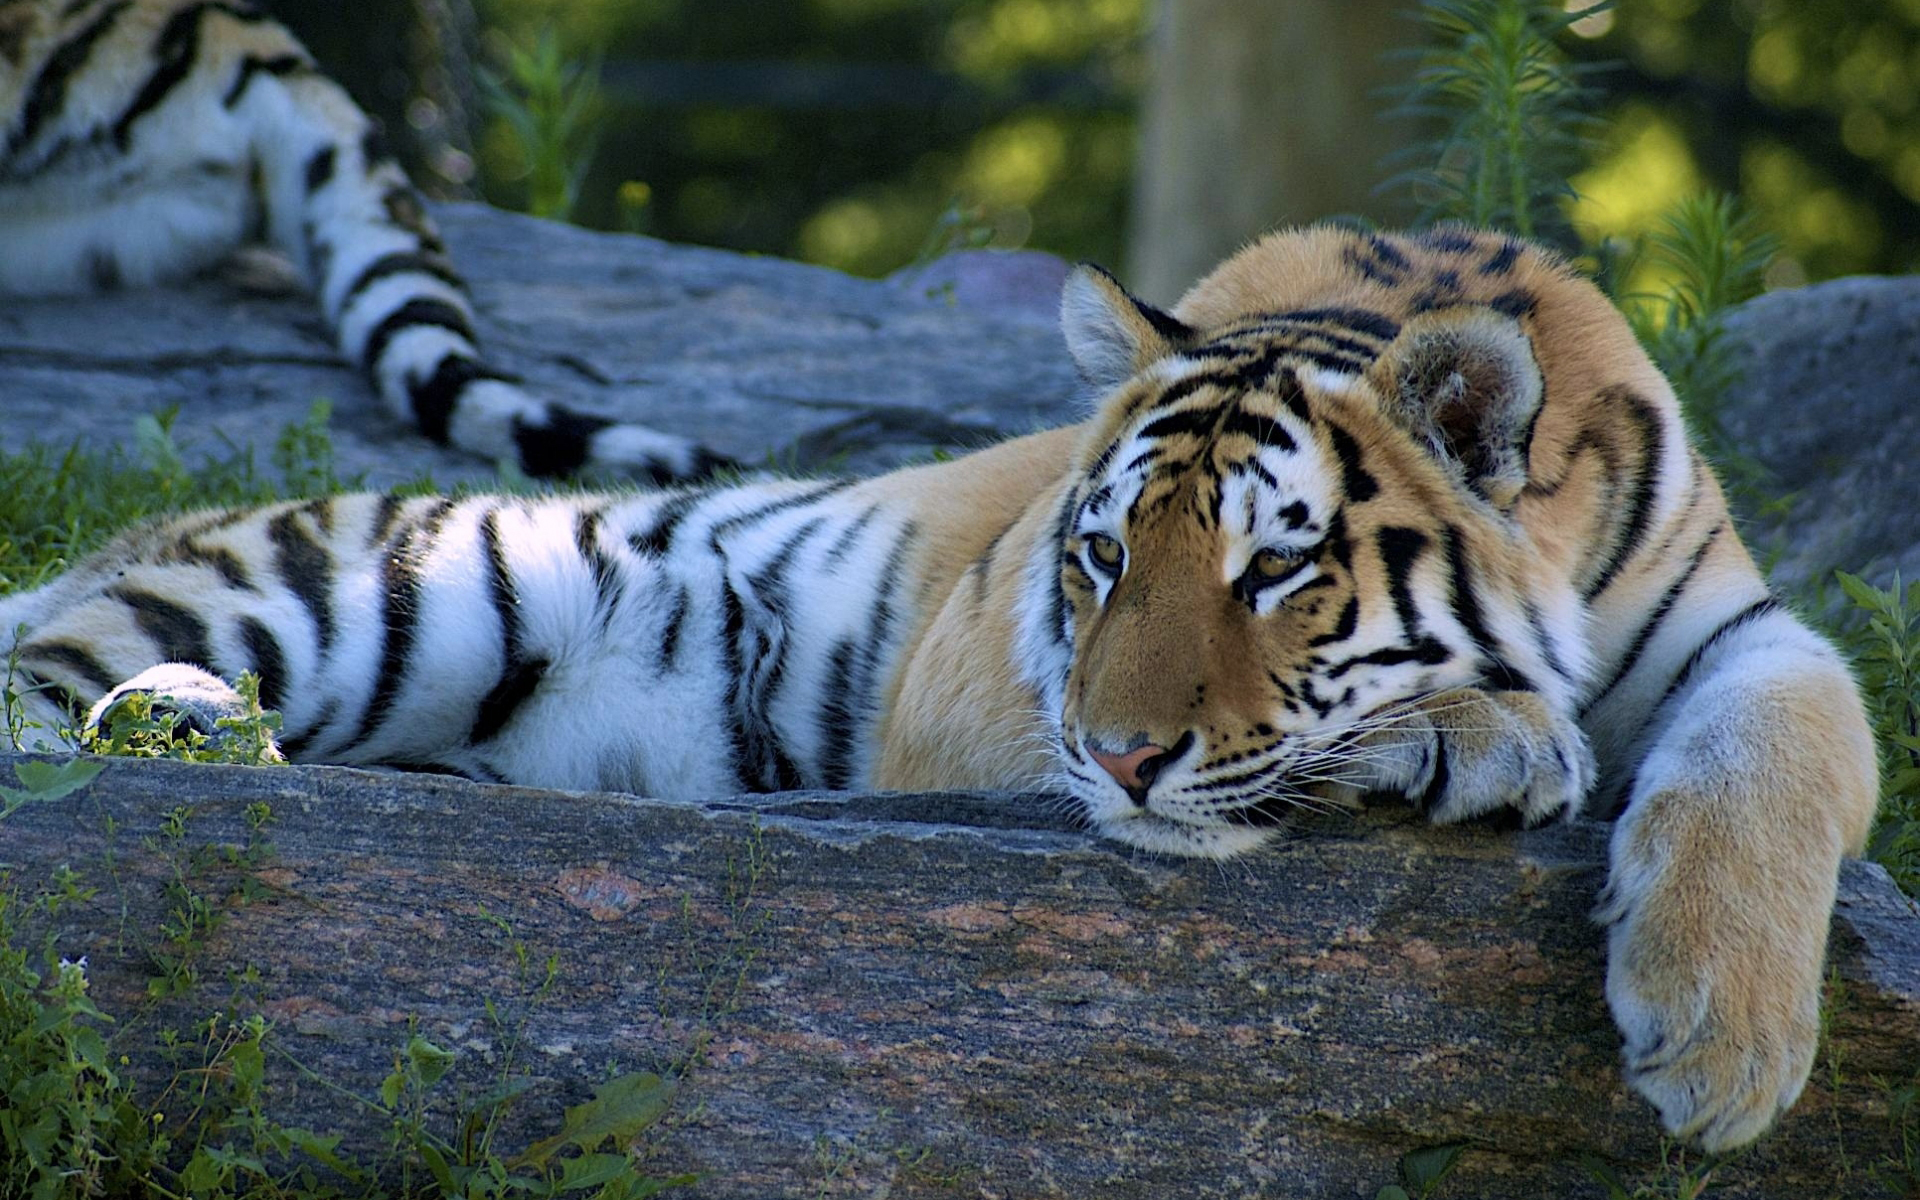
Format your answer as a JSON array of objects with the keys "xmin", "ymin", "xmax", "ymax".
[
  {"xmin": 1367, "ymin": 307, "xmax": 1543, "ymax": 511},
  {"xmin": 1059, "ymin": 264, "xmax": 1195, "ymax": 393}
]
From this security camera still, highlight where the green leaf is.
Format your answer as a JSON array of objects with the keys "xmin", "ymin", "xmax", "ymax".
[
  {"xmin": 407, "ymin": 1034, "xmax": 457, "ymax": 1088},
  {"xmin": 1400, "ymin": 1142, "xmax": 1467, "ymax": 1191},
  {"xmin": 420, "ymin": 1140, "xmax": 460, "ymax": 1195},
  {"xmin": 1376, "ymin": 1188, "xmax": 1412, "ymax": 1200},
  {"xmin": 514, "ymin": 1073, "xmax": 674, "ymax": 1170},
  {"xmin": 5, "ymin": 758, "xmax": 104, "ymax": 808},
  {"xmin": 556, "ymin": 1151, "xmax": 636, "ymax": 1193},
  {"xmin": 1579, "ymin": 1153, "xmax": 1634, "ymax": 1199},
  {"xmin": 280, "ymin": 1126, "xmax": 364, "ymax": 1182}
]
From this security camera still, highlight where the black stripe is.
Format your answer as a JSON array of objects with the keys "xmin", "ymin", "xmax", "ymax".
[
  {"xmin": 478, "ymin": 507, "xmax": 521, "ymax": 651},
  {"xmin": 1415, "ymin": 228, "xmax": 1480, "ymax": 254},
  {"xmin": 1309, "ymin": 597, "xmax": 1359, "ymax": 647},
  {"xmin": 707, "ymin": 482, "xmax": 853, "ymax": 544},
  {"xmin": 333, "ymin": 251, "xmax": 467, "ymax": 320},
  {"xmin": 825, "ymin": 505, "xmax": 881, "ymax": 565},
  {"xmin": 1219, "ymin": 409, "xmax": 1297, "ymax": 453},
  {"xmin": 1138, "ymin": 406, "xmax": 1221, "ymax": 442},
  {"xmin": 1327, "ymin": 423, "xmax": 1379, "ymax": 502},
  {"xmin": 1580, "ymin": 528, "xmax": 1722, "ymax": 717},
  {"xmin": 304, "ymin": 145, "xmax": 336, "ymax": 192},
  {"xmin": 348, "ymin": 499, "xmax": 455, "ymax": 749},
  {"xmin": 718, "ymin": 579, "xmax": 754, "ymax": 791},
  {"xmin": 815, "ymin": 640, "xmax": 860, "ymax": 789},
  {"xmin": 1656, "ymin": 596, "xmax": 1781, "ymax": 711},
  {"xmin": 471, "ymin": 657, "xmax": 546, "ymax": 744},
  {"xmin": 368, "ymin": 492, "xmax": 406, "ymax": 546},
  {"xmin": 112, "ymin": 587, "xmax": 214, "ymax": 669},
  {"xmin": 306, "ymin": 494, "xmax": 336, "ymax": 534},
  {"xmin": 574, "ymin": 506, "xmax": 622, "ymax": 624},
  {"xmin": 221, "ymin": 51, "xmax": 305, "ymax": 107},
  {"xmin": 11, "ymin": 0, "xmax": 131, "ymax": 156},
  {"xmin": 267, "ymin": 507, "xmax": 335, "ymax": 651},
  {"xmin": 1480, "ymin": 240, "xmax": 1523, "ymax": 276},
  {"xmin": 512, "ymin": 406, "xmax": 615, "ymax": 480},
  {"xmin": 359, "ymin": 298, "xmax": 475, "ymax": 373},
  {"xmin": 1190, "ymin": 757, "xmax": 1287, "ymax": 795},
  {"xmin": 745, "ymin": 521, "xmax": 829, "ymax": 788},
  {"xmin": 1582, "ymin": 388, "xmax": 1665, "ymax": 601},
  {"xmin": 1444, "ymin": 526, "xmax": 1533, "ymax": 693},
  {"xmin": 658, "ymin": 585, "xmax": 690, "ymax": 670},
  {"xmin": 111, "ymin": 3, "xmax": 270, "ymax": 146},
  {"xmin": 468, "ymin": 506, "xmax": 547, "ymax": 743},
  {"xmin": 237, "ymin": 616, "xmax": 287, "ymax": 713},
  {"xmin": 162, "ymin": 538, "xmax": 256, "ymax": 591},
  {"xmin": 27, "ymin": 640, "xmax": 117, "ymax": 693},
  {"xmin": 404, "ymin": 355, "xmax": 512, "ymax": 446},
  {"xmin": 628, "ymin": 490, "xmax": 712, "ymax": 557},
  {"xmin": 748, "ymin": 518, "xmax": 826, "ymax": 608},
  {"xmin": 1524, "ymin": 601, "xmax": 1572, "ymax": 681},
  {"xmin": 1324, "ymin": 526, "xmax": 1451, "ymax": 677}
]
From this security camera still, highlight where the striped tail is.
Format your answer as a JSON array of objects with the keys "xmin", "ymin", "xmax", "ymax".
[
  {"xmin": 224, "ymin": 18, "xmax": 733, "ymax": 481},
  {"xmin": 0, "ymin": 0, "xmax": 733, "ymax": 482}
]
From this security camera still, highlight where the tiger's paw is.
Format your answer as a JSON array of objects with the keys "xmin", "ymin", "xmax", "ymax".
[
  {"xmin": 1338, "ymin": 688, "xmax": 1592, "ymax": 826},
  {"xmin": 1597, "ymin": 819, "xmax": 1825, "ymax": 1152},
  {"xmin": 85, "ymin": 664, "xmax": 280, "ymax": 758}
]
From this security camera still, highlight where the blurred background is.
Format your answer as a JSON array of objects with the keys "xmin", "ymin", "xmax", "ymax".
[{"xmin": 261, "ymin": 0, "xmax": 1920, "ymax": 302}]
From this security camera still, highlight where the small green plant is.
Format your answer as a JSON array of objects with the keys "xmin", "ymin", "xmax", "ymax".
[
  {"xmin": 1583, "ymin": 1143, "xmax": 1724, "ymax": 1199},
  {"xmin": 0, "ymin": 851, "xmax": 700, "ymax": 1199},
  {"xmin": 1834, "ymin": 571, "xmax": 1920, "ymax": 895},
  {"xmin": 1374, "ymin": 1142, "xmax": 1467, "ymax": 1200},
  {"xmin": 1385, "ymin": 0, "xmax": 1605, "ymax": 246},
  {"xmin": 1615, "ymin": 195, "xmax": 1779, "ymax": 472},
  {"xmin": 481, "ymin": 28, "xmax": 604, "ymax": 223}
]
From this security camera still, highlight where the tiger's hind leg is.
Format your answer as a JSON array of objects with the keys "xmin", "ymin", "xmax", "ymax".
[
  {"xmin": 1596, "ymin": 614, "xmax": 1876, "ymax": 1151},
  {"xmin": 85, "ymin": 662, "xmax": 281, "ymax": 759}
]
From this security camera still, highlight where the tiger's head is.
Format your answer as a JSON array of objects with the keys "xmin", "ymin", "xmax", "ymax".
[{"xmin": 1020, "ymin": 255, "xmax": 1586, "ymax": 858}]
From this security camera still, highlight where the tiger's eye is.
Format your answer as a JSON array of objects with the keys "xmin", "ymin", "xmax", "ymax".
[
  {"xmin": 1087, "ymin": 533, "xmax": 1125, "ymax": 571},
  {"xmin": 1251, "ymin": 548, "xmax": 1294, "ymax": 579}
]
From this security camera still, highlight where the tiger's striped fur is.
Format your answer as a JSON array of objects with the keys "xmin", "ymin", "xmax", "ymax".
[
  {"xmin": 0, "ymin": 0, "xmax": 728, "ymax": 480},
  {"xmin": 0, "ymin": 225, "xmax": 1877, "ymax": 1155}
]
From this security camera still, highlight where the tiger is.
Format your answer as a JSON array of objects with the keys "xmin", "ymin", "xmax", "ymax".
[
  {"xmin": 0, "ymin": 0, "xmax": 728, "ymax": 481},
  {"xmin": 0, "ymin": 224, "xmax": 1878, "ymax": 1155}
]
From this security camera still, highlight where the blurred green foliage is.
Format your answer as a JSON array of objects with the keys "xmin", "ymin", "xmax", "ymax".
[
  {"xmin": 471, "ymin": 0, "xmax": 1145, "ymax": 275},
  {"xmin": 463, "ymin": 0, "xmax": 1919, "ymax": 282}
]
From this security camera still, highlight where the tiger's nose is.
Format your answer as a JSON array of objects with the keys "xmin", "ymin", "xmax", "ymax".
[{"xmin": 1088, "ymin": 733, "xmax": 1191, "ymax": 805}]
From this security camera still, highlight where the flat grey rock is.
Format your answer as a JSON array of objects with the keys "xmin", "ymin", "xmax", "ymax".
[{"xmin": 0, "ymin": 204, "xmax": 1080, "ymax": 488}]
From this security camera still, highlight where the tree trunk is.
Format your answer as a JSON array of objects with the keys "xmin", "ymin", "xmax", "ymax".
[{"xmin": 1127, "ymin": 0, "xmax": 1420, "ymax": 304}]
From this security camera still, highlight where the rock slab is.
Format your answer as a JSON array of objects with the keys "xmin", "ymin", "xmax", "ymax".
[{"xmin": 1, "ymin": 756, "xmax": 1916, "ymax": 1199}]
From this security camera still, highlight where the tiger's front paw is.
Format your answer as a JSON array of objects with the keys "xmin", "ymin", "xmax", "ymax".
[
  {"xmin": 1598, "ymin": 812, "xmax": 1828, "ymax": 1152},
  {"xmin": 1337, "ymin": 688, "xmax": 1593, "ymax": 825},
  {"xmin": 85, "ymin": 664, "xmax": 281, "ymax": 760}
]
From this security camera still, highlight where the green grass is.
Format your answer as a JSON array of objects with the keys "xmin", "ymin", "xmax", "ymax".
[{"xmin": 0, "ymin": 402, "xmax": 341, "ymax": 598}]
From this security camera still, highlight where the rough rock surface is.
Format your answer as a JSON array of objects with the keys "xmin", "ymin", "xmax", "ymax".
[
  {"xmin": 1721, "ymin": 275, "xmax": 1920, "ymax": 598},
  {"xmin": 2, "ymin": 207, "xmax": 1919, "ymax": 1197},
  {"xmin": 0, "ymin": 205, "xmax": 1081, "ymax": 487},
  {"xmin": 3, "ymin": 756, "xmax": 1916, "ymax": 1199}
]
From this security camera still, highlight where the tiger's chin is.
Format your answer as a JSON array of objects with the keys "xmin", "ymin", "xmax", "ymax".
[{"xmin": 1085, "ymin": 806, "xmax": 1279, "ymax": 860}]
